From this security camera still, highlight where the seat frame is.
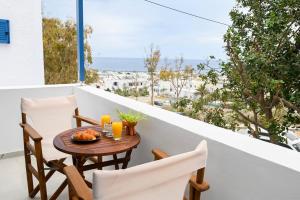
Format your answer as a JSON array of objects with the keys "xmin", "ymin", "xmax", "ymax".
[
  {"xmin": 63, "ymin": 147, "xmax": 209, "ymax": 200},
  {"xmin": 20, "ymin": 108, "xmax": 100, "ymax": 200}
]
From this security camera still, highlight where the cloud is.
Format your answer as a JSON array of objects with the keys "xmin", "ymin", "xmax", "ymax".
[{"xmin": 43, "ymin": 0, "xmax": 234, "ymax": 59}]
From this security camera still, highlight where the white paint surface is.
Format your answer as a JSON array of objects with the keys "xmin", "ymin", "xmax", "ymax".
[
  {"xmin": 0, "ymin": 0, "xmax": 44, "ymax": 86},
  {"xmin": 0, "ymin": 84, "xmax": 75, "ymax": 153},
  {"xmin": 75, "ymin": 86, "xmax": 300, "ymax": 200},
  {"xmin": 0, "ymin": 84, "xmax": 300, "ymax": 200}
]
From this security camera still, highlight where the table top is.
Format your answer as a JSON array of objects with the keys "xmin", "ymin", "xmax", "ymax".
[{"xmin": 53, "ymin": 126, "xmax": 141, "ymax": 157}]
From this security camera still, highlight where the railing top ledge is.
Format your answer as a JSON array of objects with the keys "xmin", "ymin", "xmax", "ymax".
[{"xmin": 75, "ymin": 85, "xmax": 300, "ymax": 173}]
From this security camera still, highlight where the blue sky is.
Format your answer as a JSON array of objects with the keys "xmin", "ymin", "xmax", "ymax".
[{"xmin": 43, "ymin": 0, "xmax": 235, "ymax": 59}]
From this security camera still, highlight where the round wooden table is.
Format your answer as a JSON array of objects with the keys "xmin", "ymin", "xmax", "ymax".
[{"xmin": 53, "ymin": 125, "xmax": 140, "ymax": 186}]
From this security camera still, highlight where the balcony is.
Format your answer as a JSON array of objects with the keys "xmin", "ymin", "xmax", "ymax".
[{"xmin": 0, "ymin": 84, "xmax": 300, "ymax": 200}]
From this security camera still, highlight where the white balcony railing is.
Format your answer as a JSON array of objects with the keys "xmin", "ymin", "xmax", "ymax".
[{"xmin": 1, "ymin": 84, "xmax": 300, "ymax": 200}]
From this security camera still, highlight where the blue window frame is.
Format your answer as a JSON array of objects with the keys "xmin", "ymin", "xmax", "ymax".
[{"xmin": 0, "ymin": 19, "xmax": 10, "ymax": 44}]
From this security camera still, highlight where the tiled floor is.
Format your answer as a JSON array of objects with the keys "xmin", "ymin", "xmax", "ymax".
[{"xmin": 0, "ymin": 155, "xmax": 93, "ymax": 200}]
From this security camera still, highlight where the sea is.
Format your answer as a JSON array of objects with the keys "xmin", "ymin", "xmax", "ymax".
[{"xmin": 88, "ymin": 57, "xmax": 221, "ymax": 72}]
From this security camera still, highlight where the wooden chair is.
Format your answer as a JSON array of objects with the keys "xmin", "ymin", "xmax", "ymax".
[
  {"xmin": 20, "ymin": 95, "xmax": 100, "ymax": 200},
  {"xmin": 152, "ymin": 147, "xmax": 209, "ymax": 200},
  {"xmin": 64, "ymin": 140, "xmax": 209, "ymax": 200}
]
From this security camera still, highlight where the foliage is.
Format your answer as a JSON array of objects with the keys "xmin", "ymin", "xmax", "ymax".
[
  {"xmin": 131, "ymin": 72, "xmax": 141, "ymax": 99},
  {"xmin": 85, "ymin": 68, "xmax": 100, "ymax": 85},
  {"xmin": 182, "ymin": 57, "xmax": 238, "ymax": 130},
  {"xmin": 160, "ymin": 56, "xmax": 194, "ymax": 107},
  {"xmin": 212, "ymin": 0, "xmax": 300, "ymax": 142},
  {"xmin": 117, "ymin": 110, "xmax": 146, "ymax": 123},
  {"xmin": 145, "ymin": 44, "xmax": 161, "ymax": 105},
  {"xmin": 139, "ymin": 87, "xmax": 150, "ymax": 96},
  {"xmin": 43, "ymin": 18, "xmax": 93, "ymax": 84},
  {"xmin": 114, "ymin": 87, "xmax": 131, "ymax": 97},
  {"xmin": 183, "ymin": 1, "xmax": 300, "ymax": 141},
  {"xmin": 113, "ymin": 86, "xmax": 148, "ymax": 97},
  {"xmin": 172, "ymin": 97, "xmax": 191, "ymax": 113}
]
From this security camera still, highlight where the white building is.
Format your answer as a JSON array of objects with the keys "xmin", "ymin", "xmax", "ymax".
[
  {"xmin": 0, "ymin": 0, "xmax": 44, "ymax": 86},
  {"xmin": 100, "ymin": 71, "xmax": 149, "ymax": 91}
]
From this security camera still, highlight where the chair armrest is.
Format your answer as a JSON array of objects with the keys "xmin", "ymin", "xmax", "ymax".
[
  {"xmin": 152, "ymin": 148, "xmax": 169, "ymax": 160},
  {"xmin": 189, "ymin": 175, "xmax": 209, "ymax": 192},
  {"xmin": 20, "ymin": 123, "xmax": 42, "ymax": 142},
  {"xmin": 64, "ymin": 166, "xmax": 92, "ymax": 200},
  {"xmin": 74, "ymin": 115, "xmax": 100, "ymax": 126}
]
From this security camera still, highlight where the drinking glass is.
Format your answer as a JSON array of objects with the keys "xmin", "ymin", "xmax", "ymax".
[
  {"xmin": 103, "ymin": 123, "xmax": 112, "ymax": 137},
  {"xmin": 101, "ymin": 115, "xmax": 111, "ymax": 128},
  {"xmin": 112, "ymin": 121, "xmax": 123, "ymax": 141}
]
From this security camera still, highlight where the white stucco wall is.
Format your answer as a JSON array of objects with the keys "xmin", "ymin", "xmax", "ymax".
[
  {"xmin": 0, "ymin": 0, "xmax": 44, "ymax": 86},
  {"xmin": 0, "ymin": 84, "xmax": 300, "ymax": 199},
  {"xmin": 0, "ymin": 84, "xmax": 76, "ymax": 153},
  {"xmin": 75, "ymin": 86, "xmax": 300, "ymax": 200}
]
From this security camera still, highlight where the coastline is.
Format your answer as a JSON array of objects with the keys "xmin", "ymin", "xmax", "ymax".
[{"xmin": 88, "ymin": 56, "xmax": 221, "ymax": 72}]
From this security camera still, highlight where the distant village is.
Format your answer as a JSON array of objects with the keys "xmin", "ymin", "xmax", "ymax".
[
  {"xmin": 95, "ymin": 70, "xmax": 225, "ymax": 106},
  {"xmin": 93, "ymin": 71, "xmax": 300, "ymax": 153}
]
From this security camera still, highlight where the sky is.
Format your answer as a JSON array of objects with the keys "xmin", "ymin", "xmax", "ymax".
[{"xmin": 43, "ymin": 0, "xmax": 236, "ymax": 60}]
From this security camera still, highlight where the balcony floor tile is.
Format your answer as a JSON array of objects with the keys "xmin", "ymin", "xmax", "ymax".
[{"xmin": 0, "ymin": 155, "xmax": 93, "ymax": 200}]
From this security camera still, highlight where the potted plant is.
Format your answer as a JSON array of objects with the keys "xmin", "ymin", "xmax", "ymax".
[{"xmin": 117, "ymin": 110, "xmax": 145, "ymax": 136}]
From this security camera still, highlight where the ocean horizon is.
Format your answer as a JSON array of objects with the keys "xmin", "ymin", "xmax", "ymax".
[{"xmin": 88, "ymin": 57, "xmax": 221, "ymax": 72}]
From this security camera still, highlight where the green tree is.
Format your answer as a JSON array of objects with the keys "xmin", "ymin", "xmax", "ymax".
[
  {"xmin": 43, "ymin": 18, "xmax": 93, "ymax": 84},
  {"xmin": 173, "ymin": 97, "xmax": 191, "ymax": 113},
  {"xmin": 221, "ymin": 0, "xmax": 300, "ymax": 142},
  {"xmin": 85, "ymin": 68, "xmax": 100, "ymax": 85},
  {"xmin": 139, "ymin": 87, "xmax": 150, "ymax": 97},
  {"xmin": 145, "ymin": 44, "xmax": 161, "ymax": 105},
  {"xmin": 114, "ymin": 87, "xmax": 131, "ymax": 97},
  {"xmin": 160, "ymin": 56, "xmax": 194, "ymax": 109},
  {"xmin": 186, "ymin": 57, "xmax": 238, "ymax": 130}
]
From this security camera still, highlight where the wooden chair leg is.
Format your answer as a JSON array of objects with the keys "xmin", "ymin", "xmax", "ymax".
[
  {"xmin": 35, "ymin": 141, "xmax": 48, "ymax": 200},
  {"xmin": 23, "ymin": 136, "xmax": 34, "ymax": 195},
  {"xmin": 30, "ymin": 169, "xmax": 56, "ymax": 198},
  {"xmin": 22, "ymin": 113, "xmax": 34, "ymax": 196},
  {"xmin": 49, "ymin": 179, "xmax": 68, "ymax": 200},
  {"xmin": 68, "ymin": 183, "xmax": 73, "ymax": 200},
  {"xmin": 194, "ymin": 190, "xmax": 201, "ymax": 200},
  {"xmin": 189, "ymin": 185, "xmax": 195, "ymax": 200}
]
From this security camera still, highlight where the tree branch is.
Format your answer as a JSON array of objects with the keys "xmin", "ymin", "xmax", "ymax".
[
  {"xmin": 274, "ymin": 19, "xmax": 298, "ymax": 55},
  {"xmin": 277, "ymin": 97, "xmax": 300, "ymax": 114},
  {"xmin": 235, "ymin": 110, "xmax": 267, "ymax": 130}
]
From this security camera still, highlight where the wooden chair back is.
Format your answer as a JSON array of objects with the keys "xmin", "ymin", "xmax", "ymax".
[
  {"xmin": 91, "ymin": 141, "xmax": 207, "ymax": 200},
  {"xmin": 21, "ymin": 95, "xmax": 77, "ymax": 141},
  {"xmin": 153, "ymin": 142, "xmax": 209, "ymax": 200}
]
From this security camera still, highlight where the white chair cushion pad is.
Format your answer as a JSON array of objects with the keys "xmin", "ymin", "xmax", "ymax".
[{"xmin": 42, "ymin": 140, "xmax": 69, "ymax": 162}]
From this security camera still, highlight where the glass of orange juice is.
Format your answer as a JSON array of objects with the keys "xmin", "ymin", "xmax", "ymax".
[
  {"xmin": 101, "ymin": 115, "xmax": 111, "ymax": 128},
  {"xmin": 112, "ymin": 121, "xmax": 123, "ymax": 141}
]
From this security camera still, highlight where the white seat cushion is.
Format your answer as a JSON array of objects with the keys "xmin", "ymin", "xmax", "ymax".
[{"xmin": 41, "ymin": 139, "xmax": 69, "ymax": 162}]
